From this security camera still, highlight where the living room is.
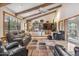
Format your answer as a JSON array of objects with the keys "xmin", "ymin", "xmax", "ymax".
[{"xmin": 0, "ymin": 3, "xmax": 79, "ymax": 56}]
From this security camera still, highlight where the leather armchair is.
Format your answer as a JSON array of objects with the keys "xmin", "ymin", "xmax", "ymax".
[
  {"xmin": 53, "ymin": 31, "xmax": 65, "ymax": 40},
  {"xmin": 0, "ymin": 41, "xmax": 2, "ymax": 46},
  {"xmin": 23, "ymin": 34, "xmax": 31, "ymax": 46},
  {"xmin": 5, "ymin": 42, "xmax": 28, "ymax": 56},
  {"xmin": 53, "ymin": 45, "xmax": 71, "ymax": 56},
  {"xmin": 0, "ymin": 46, "xmax": 8, "ymax": 56},
  {"xmin": 47, "ymin": 35, "xmax": 52, "ymax": 40},
  {"xmin": 59, "ymin": 31, "xmax": 65, "ymax": 40},
  {"xmin": 9, "ymin": 47, "xmax": 28, "ymax": 56},
  {"xmin": 74, "ymin": 47, "xmax": 79, "ymax": 56},
  {"xmin": 0, "ymin": 40, "xmax": 28, "ymax": 56},
  {"xmin": 53, "ymin": 33, "xmax": 59, "ymax": 40},
  {"xmin": 6, "ymin": 33, "xmax": 14, "ymax": 43}
]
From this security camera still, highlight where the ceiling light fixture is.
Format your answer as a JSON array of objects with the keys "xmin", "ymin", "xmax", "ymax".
[{"xmin": 39, "ymin": 7, "xmax": 48, "ymax": 13}]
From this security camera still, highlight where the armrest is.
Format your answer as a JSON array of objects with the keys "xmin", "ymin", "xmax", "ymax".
[
  {"xmin": 5, "ymin": 42, "xmax": 19, "ymax": 50},
  {"xmin": 9, "ymin": 47, "xmax": 28, "ymax": 56},
  {"xmin": 54, "ymin": 45, "xmax": 71, "ymax": 56},
  {"xmin": 0, "ymin": 53, "xmax": 8, "ymax": 56}
]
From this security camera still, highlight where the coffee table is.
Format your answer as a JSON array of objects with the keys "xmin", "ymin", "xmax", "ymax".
[{"xmin": 26, "ymin": 39, "xmax": 53, "ymax": 56}]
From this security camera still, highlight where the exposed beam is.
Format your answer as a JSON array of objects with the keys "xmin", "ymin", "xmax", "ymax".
[
  {"xmin": 27, "ymin": 10, "xmax": 56, "ymax": 21},
  {"xmin": 23, "ymin": 12, "xmax": 41, "ymax": 19},
  {"xmin": 16, "ymin": 3, "xmax": 53, "ymax": 15},
  {"xmin": 0, "ymin": 3, "xmax": 10, "ymax": 7},
  {"xmin": 23, "ymin": 4, "xmax": 62, "ymax": 19}
]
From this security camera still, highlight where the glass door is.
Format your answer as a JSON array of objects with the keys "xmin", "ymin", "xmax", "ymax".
[{"xmin": 66, "ymin": 17, "xmax": 79, "ymax": 44}]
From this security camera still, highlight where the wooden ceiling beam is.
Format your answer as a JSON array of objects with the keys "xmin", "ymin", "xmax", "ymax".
[
  {"xmin": 23, "ymin": 4, "xmax": 62, "ymax": 19},
  {"xmin": 0, "ymin": 3, "xmax": 10, "ymax": 7},
  {"xmin": 23, "ymin": 12, "xmax": 41, "ymax": 19},
  {"xmin": 27, "ymin": 10, "xmax": 56, "ymax": 21},
  {"xmin": 15, "ymin": 3, "xmax": 53, "ymax": 15}
]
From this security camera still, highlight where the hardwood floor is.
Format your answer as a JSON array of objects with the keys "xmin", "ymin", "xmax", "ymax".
[{"xmin": 26, "ymin": 36, "xmax": 68, "ymax": 56}]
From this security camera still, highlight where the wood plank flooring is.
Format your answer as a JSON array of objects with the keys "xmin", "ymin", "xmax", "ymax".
[{"xmin": 26, "ymin": 37, "xmax": 68, "ymax": 56}]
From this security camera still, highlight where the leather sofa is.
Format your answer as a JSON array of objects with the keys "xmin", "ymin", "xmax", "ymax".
[
  {"xmin": 5, "ymin": 42, "xmax": 28, "ymax": 56},
  {"xmin": 0, "ymin": 41, "xmax": 8, "ymax": 56},
  {"xmin": 6, "ymin": 32, "xmax": 14, "ymax": 43},
  {"xmin": 74, "ymin": 47, "xmax": 79, "ymax": 56},
  {"xmin": 6, "ymin": 31, "xmax": 23, "ymax": 42},
  {"xmin": 59, "ymin": 31, "xmax": 65, "ymax": 40},
  {"xmin": 53, "ymin": 45, "xmax": 71, "ymax": 56},
  {"xmin": 9, "ymin": 47, "xmax": 28, "ymax": 56},
  {"xmin": 23, "ymin": 33, "xmax": 31, "ymax": 46},
  {"xmin": 0, "ymin": 41, "xmax": 2, "ymax": 46},
  {"xmin": 0, "ymin": 47, "xmax": 8, "ymax": 56},
  {"xmin": 6, "ymin": 31, "xmax": 31, "ymax": 46},
  {"xmin": 5, "ymin": 42, "xmax": 19, "ymax": 50},
  {"xmin": 47, "ymin": 35, "xmax": 52, "ymax": 40},
  {"xmin": 53, "ymin": 33, "xmax": 59, "ymax": 40},
  {"xmin": 53, "ymin": 31, "xmax": 65, "ymax": 40},
  {"xmin": 0, "ymin": 42, "xmax": 28, "ymax": 56}
]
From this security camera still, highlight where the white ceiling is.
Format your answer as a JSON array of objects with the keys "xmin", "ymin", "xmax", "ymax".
[
  {"xmin": 19, "ymin": 4, "xmax": 60, "ymax": 18},
  {"xmin": 20, "ymin": 9, "xmax": 40, "ymax": 17},
  {"xmin": 5, "ymin": 3, "xmax": 43, "ymax": 13},
  {"xmin": 26, "ymin": 9, "xmax": 57, "ymax": 20},
  {"xmin": 4, "ymin": 3, "xmax": 61, "ymax": 20}
]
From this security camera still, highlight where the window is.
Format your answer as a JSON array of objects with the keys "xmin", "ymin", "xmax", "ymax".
[
  {"xmin": 4, "ymin": 12, "xmax": 21, "ymax": 34},
  {"xmin": 66, "ymin": 16, "xmax": 79, "ymax": 44}
]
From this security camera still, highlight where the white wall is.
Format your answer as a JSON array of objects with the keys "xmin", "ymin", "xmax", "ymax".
[
  {"xmin": 60, "ymin": 3, "xmax": 79, "ymax": 20},
  {"xmin": 0, "ymin": 8, "xmax": 4, "ymax": 38},
  {"xmin": 55, "ymin": 8, "xmax": 61, "ymax": 31}
]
